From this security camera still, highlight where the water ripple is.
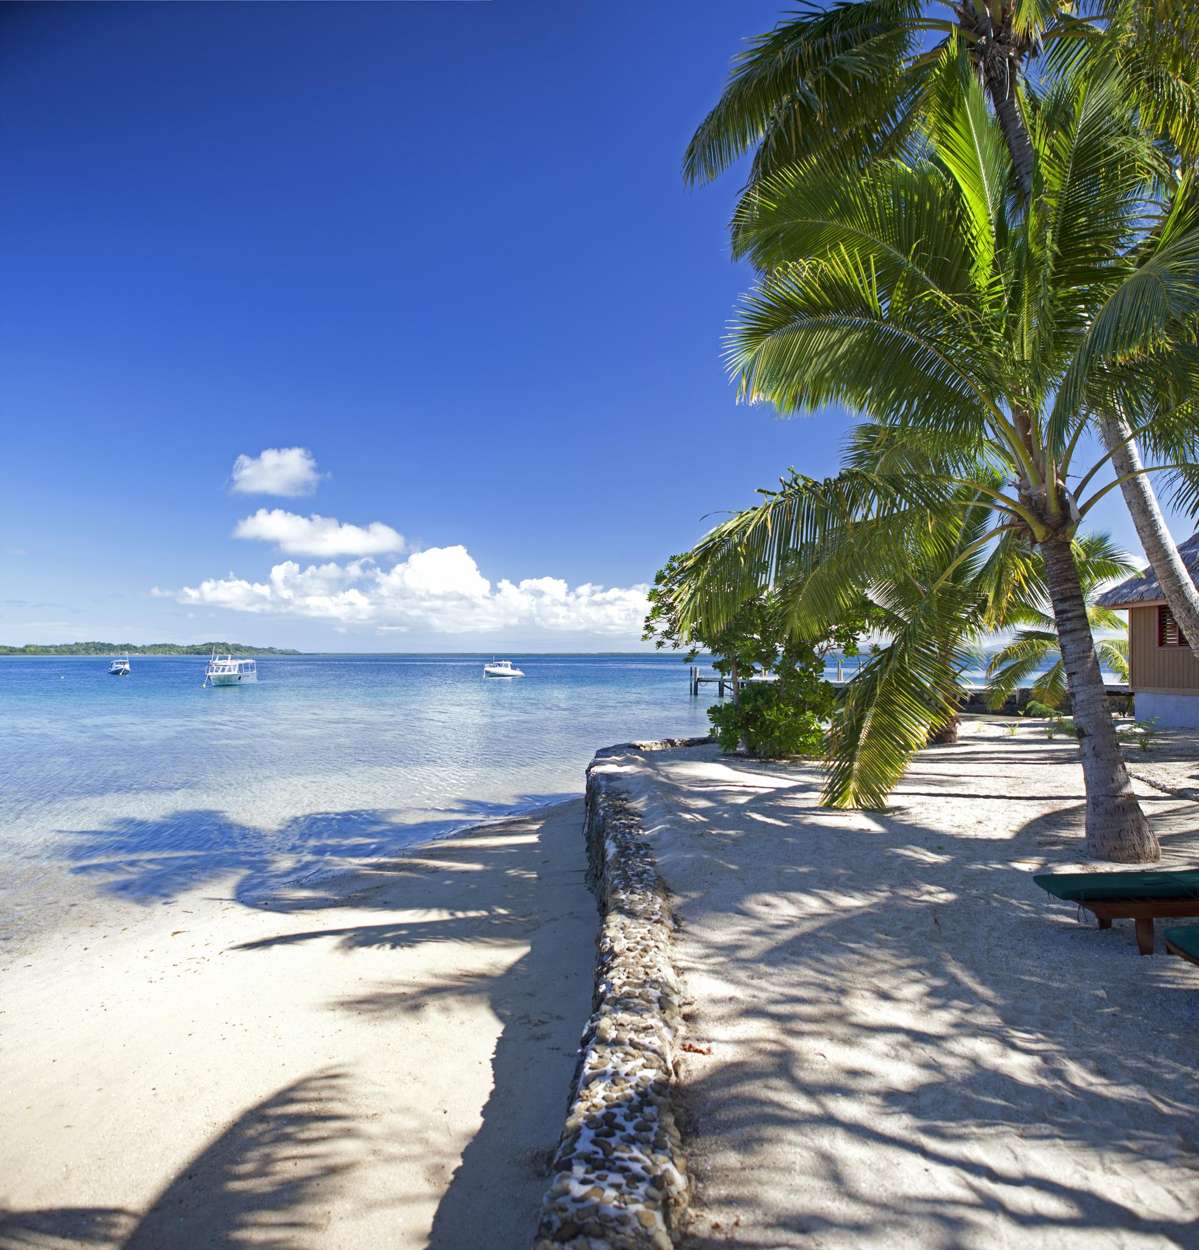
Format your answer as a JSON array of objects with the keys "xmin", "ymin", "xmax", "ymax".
[{"xmin": 0, "ymin": 654, "xmax": 710, "ymax": 949}]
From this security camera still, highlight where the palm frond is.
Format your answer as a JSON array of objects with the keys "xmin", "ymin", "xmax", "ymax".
[
  {"xmin": 1097, "ymin": 635, "xmax": 1130, "ymax": 682},
  {"xmin": 669, "ymin": 467, "xmax": 963, "ymax": 637},
  {"xmin": 1029, "ymin": 657, "xmax": 1069, "ymax": 708},
  {"xmin": 731, "ymin": 154, "xmax": 975, "ymax": 299},
  {"xmin": 1050, "ymin": 182, "xmax": 1199, "ymax": 443},
  {"xmin": 728, "ymin": 250, "xmax": 997, "ymax": 435},
  {"xmin": 924, "ymin": 37, "xmax": 1012, "ymax": 289},
  {"xmin": 823, "ymin": 580, "xmax": 972, "ymax": 807},
  {"xmin": 986, "ymin": 649, "xmax": 1051, "ymax": 708},
  {"xmin": 683, "ymin": 0, "xmax": 927, "ymax": 186}
]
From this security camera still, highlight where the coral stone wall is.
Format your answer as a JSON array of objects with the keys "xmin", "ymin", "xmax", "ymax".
[{"xmin": 532, "ymin": 741, "xmax": 702, "ymax": 1250}]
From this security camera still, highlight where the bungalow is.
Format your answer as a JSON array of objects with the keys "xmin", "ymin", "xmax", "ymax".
[{"xmin": 1095, "ymin": 532, "xmax": 1199, "ymax": 728}]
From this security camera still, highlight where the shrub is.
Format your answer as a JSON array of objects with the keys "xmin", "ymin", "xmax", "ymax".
[
  {"xmin": 1118, "ymin": 718, "xmax": 1161, "ymax": 752},
  {"xmin": 644, "ymin": 549, "xmax": 873, "ymax": 761},
  {"xmin": 1024, "ymin": 699, "xmax": 1059, "ymax": 719},
  {"xmin": 708, "ymin": 650, "xmax": 836, "ymax": 757}
]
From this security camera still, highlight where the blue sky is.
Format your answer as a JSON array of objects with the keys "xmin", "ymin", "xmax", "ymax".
[{"xmin": 0, "ymin": 2, "xmax": 1183, "ymax": 651}]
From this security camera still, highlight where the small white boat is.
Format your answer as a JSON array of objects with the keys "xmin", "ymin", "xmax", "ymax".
[
  {"xmin": 483, "ymin": 659, "xmax": 524, "ymax": 678},
  {"xmin": 108, "ymin": 656, "xmax": 131, "ymax": 677},
  {"xmin": 203, "ymin": 653, "xmax": 258, "ymax": 687}
]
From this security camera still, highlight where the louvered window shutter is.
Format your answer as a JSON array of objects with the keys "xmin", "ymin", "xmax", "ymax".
[{"xmin": 1158, "ymin": 605, "xmax": 1189, "ymax": 648}]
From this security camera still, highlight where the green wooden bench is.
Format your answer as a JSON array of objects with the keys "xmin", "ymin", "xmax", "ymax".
[
  {"xmin": 1033, "ymin": 870, "xmax": 1199, "ymax": 955},
  {"xmin": 1164, "ymin": 926, "xmax": 1199, "ymax": 967}
]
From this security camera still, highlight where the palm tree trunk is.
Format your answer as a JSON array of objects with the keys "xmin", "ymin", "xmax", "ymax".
[
  {"xmin": 730, "ymin": 658, "xmax": 748, "ymax": 754},
  {"xmin": 1039, "ymin": 535, "xmax": 1159, "ymax": 863},
  {"xmin": 927, "ymin": 642, "xmax": 961, "ymax": 744},
  {"xmin": 981, "ymin": 58, "xmax": 1034, "ymax": 198},
  {"xmin": 1097, "ymin": 411, "xmax": 1199, "ymax": 661}
]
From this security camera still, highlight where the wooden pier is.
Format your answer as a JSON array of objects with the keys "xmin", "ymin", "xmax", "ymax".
[{"xmin": 689, "ymin": 666, "xmax": 730, "ymax": 698}]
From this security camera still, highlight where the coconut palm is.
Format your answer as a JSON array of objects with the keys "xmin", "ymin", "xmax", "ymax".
[
  {"xmin": 676, "ymin": 53, "xmax": 1199, "ymax": 861},
  {"xmin": 664, "ymin": 466, "xmax": 1127, "ymax": 809},
  {"xmin": 985, "ymin": 534, "xmax": 1136, "ymax": 710},
  {"xmin": 685, "ymin": 0, "xmax": 1199, "ymax": 200},
  {"xmin": 1094, "ymin": 404, "xmax": 1199, "ymax": 665},
  {"xmin": 817, "ymin": 486, "xmax": 1018, "ymax": 805},
  {"xmin": 690, "ymin": 0, "xmax": 1199, "ymax": 662}
]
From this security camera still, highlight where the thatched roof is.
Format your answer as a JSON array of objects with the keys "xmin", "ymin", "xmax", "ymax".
[{"xmin": 1095, "ymin": 532, "xmax": 1199, "ymax": 608}]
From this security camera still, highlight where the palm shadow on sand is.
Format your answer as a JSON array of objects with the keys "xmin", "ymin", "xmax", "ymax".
[
  {"xmin": 1, "ymin": 1071, "xmax": 354, "ymax": 1250},
  {"xmin": 642, "ymin": 747, "xmax": 1199, "ymax": 1249},
  {"xmin": 57, "ymin": 791, "xmax": 575, "ymax": 909},
  {"xmin": 9, "ymin": 803, "xmax": 595, "ymax": 1250}
]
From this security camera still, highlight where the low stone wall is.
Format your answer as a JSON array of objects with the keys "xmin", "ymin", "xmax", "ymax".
[{"xmin": 532, "ymin": 740, "xmax": 704, "ymax": 1250}]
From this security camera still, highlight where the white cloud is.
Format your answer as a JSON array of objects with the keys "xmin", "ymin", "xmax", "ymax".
[
  {"xmin": 230, "ymin": 447, "xmax": 321, "ymax": 496},
  {"xmin": 234, "ymin": 508, "xmax": 406, "ymax": 557},
  {"xmin": 177, "ymin": 546, "xmax": 649, "ymax": 637}
]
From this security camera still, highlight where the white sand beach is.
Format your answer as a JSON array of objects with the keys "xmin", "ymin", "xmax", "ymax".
[
  {"xmin": 0, "ymin": 801, "xmax": 595, "ymax": 1250},
  {"xmin": 601, "ymin": 726, "xmax": 1199, "ymax": 1249},
  {"xmin": 8, "ymin": 728, "xmax": 1199, "ymax": 1250}
]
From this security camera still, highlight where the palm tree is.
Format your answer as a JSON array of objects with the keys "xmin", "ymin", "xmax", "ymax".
[
  {"xmin": 677, "ymin": 55, "xmax": 1199, "ymax": 861},
  {"xmin": 985, "ymin": 534, "xmax": 1135, "ymax": 710},
  {"xmin": 664, "ymin": 466, "xmax": 1129, "ymax": 810},
  {"xmin": 685, "ymin": 1, "xmax": 1199, "ymax": 198},
  {"xmin": 1094, "ymin": 406, "xmax": 1199, "ymax": 663},
  {"xmin": 689, "ymin": 0, "xmax": 1199, "ymax": 663},
  {"xmin": 815, "ymin": 485, "xmax": 1023, "ymax": 805}
]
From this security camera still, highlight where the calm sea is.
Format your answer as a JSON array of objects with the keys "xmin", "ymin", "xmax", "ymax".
[{"xmin": 0, "ymin": 653, "xmax": 710, "ymax": 953}]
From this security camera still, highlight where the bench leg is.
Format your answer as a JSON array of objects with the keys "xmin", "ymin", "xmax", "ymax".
[
  {"xmin": 1135, "ymin": 917, "xmax": 1155, "ymax": 956},
  {"xmin": 1097, "ymin": 917, "xmax": 1112, "ymax": 930}
]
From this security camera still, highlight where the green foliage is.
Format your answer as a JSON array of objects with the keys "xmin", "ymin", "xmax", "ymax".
[
  {"xmin": 1024, "ymin": 699, "xmax": 1060, "ymax": 719},
  {"xmin": 820, "ymin": 488, "xmax": 995, "ymax": 807},
  {"xmin": 708, "ymin": 642, "xmax": 838, "ymax": 757},
  {"xmin": 1043, "ymin": 715, "xmax": 1078, "ymax": 740},
  {"xmin": 669, "ymin": 47, "xmax": 1199, "ymax": 821},
  {"xmin": 688, "ymin": 1, "xmax": 1199, "ymax": 229},
  {"xmin": 645, "ymin": 552, "xmax": 870, "ymax": 760},
  {"xmin": 1097, "ymin": 636, "xmax": 1130, "ymax": 684},
  {"xmin": 0, "ymin": 641, "xmax": 301, "ymax": 656},
  {"xmin": 984, "ymin": 533, "xmax": 1136, "ymax": 710},
  {"xmin": 1118, "ymin": 717, "xmax": 1161, "ymax": 751},
  {"xmin": 673, "ymin": 11, "xmax": 1198, "ymax": 848}
]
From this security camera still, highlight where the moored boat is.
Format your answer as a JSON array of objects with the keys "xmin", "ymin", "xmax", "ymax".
[
  {"xmin": 203, "ymin": 654, "xmax": 258, "ymax": 687},
  {"xmin": 483, "ymin": 659, "xmax": 524, "ymax": 678},
  {"xmin": 108, "ymin": 656, "xmax": 131, "ymax": 676}
]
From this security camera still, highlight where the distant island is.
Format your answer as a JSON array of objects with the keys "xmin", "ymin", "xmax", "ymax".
[{"xmin": 0, "ymin": 641, "xmax": 302, "ymax": 656}]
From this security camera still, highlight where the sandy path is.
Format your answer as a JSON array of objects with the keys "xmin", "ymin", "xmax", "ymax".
[
  {"xmin": 606, "ymin": 727, "xmax": 1199, "ymax": 1249},
  {"xmin": 0, "ymin": 801, "xmax": 594, "ymax": 1250}
]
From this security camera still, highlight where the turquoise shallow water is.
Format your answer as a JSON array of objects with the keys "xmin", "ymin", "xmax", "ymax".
[{"xmin": 0, "ymin": 653, "xmax": 710, "ymax": 951}]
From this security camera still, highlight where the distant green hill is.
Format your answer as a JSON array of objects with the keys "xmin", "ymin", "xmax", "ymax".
[{"xmin": 0, "ymin": 641, "xmax": 302, "ymax": 656}]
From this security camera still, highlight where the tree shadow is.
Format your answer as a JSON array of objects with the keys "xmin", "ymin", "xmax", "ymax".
[
  {"xmin": 0, "ymin": 1206, "xmax": 134, "ymax": 1249},
  {"xmin": 0, "ymin": 1071, "xmax": 355, "ymax": 1250},
  {"xmin": 123, "ymin": 1071, "xmax": 356, "ymax": 1250},
  {"xmin": 229, "ymin": 806, "xmax": 598, "ymax": 1248},
  {"xmin": 8, "ymin": 804, "xmax": 596, "ymax": 1249},
  {"xmin": 57, "ymin": 792, "xmax": 576, "ymax": 910},
  {"xmin": 623, "ymin": 740, "xmax": 1199, "ymax": 1248}
]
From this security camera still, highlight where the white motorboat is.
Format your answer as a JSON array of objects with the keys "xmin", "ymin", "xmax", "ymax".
[
  {"xmin": 108, "ymin": 656, "xmax": 131, "ymax": 677},
  {"xmin": 203, "ymin": 654, "xmax": 258, "ymax": 687},
  {"xmin": 483, "ymin": 659, "xmax": 524, "ymax": 678}
]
